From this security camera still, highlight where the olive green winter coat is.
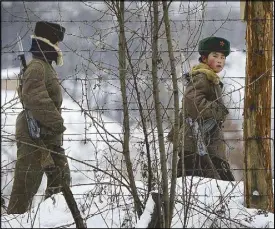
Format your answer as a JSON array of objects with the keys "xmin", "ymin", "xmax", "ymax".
[
  {"xmin": 7, "ymin": 57, "xmax": 70, "ymax": 214},
  {"xmin": 167, "ymin": 63, "xmax": 229, "ymax": 161},
  {"xmin": 16, "ymin": 57, "xmax": 66, "ymax": 145}
]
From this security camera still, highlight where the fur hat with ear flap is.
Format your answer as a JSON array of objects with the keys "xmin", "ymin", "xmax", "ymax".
[
  {"xmin": 198, "ymin": 36, "xmax": 231, "ymax": 57},
  {"xmin": 34, "ymin": 21, "xmax": 66, "ymax": 44},
  {"xmin": 30, "ymin": 21, "xmax": 66, "ymax": 66}
]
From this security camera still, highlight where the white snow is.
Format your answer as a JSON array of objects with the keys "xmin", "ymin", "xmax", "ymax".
[
  {"xmin": 253, "ymin": 190, "xmax": 260, "ymax": 196},
  {"xmin": 1, "ymin": 68, "xmax": 20, "ymax": 79},
  {"xmin": 1, "ymin": 71, "xmax": 274, "ymax": 228},
  {"xmin": 135, "ymin": 194, "xmax": 155, "ymax": 228},
  {"xmin": 1, "ymin": 177, "xmax": 274, "ymax": 228}
]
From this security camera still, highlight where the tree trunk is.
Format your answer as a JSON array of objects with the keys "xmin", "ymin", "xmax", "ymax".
[
  {"xmin": 147, "ymin": 192, "xmax": 164, "ymax": 228},
  {"xmin": 243, "ymin": 1, "xmax": 274, "ymax": 213},
  {"xmin": 151, "ymin": 2, "xmax": 170, "ymax": 227},
  {"xmin": 122, "ymin": 25, "xmax": 153, "ymax": 204},
  {"xmin": 61, "ymin": 181, "xmax": 87, "ymax": 228},
  {"xmin": 162, "ymin": 1, "xmax": 179, "ymax": 226},
  {"xmin": 117, "ymin": 1, "xmax": 143, "ymax": 217}
]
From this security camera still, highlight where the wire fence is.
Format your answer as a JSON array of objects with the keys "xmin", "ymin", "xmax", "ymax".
[{"xmin": 1, "ymin": 2, "xmax": 274, "ymax": 228}]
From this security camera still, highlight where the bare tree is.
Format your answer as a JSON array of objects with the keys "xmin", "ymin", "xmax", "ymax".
[
  {"xmin": 115, "ymin": 1, "xmax": 143, "ymax": 217},
  {"xmin": 151, "ymin": 2, "xmax": 170, "ymax": 227},
  {"xmin": 2, "ymin": 2, "xmax": 272, "ymax": 228},
  {"xmin": 162, "ymin": 1, "xmax": 180, "ymax": 226}
]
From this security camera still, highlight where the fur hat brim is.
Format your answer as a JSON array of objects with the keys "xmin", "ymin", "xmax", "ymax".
[
  {"xmin": 31, "ymin": 35, "xmax": 63, "ymax": 66},
  {"xmin": 198, "ymin": 37, "xmax": 230, "ymax": 57},
  {"xmin": 34, "ymin": 21, "xmax": 66, "ymax": 44}
]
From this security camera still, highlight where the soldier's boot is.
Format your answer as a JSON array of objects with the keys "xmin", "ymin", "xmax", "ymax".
[
  {"xmin": 44, "ymin": 166, "xmax": 62, "ymax": 200},
  {"xmin": 44, "ymin": 145, "xmax": 71, "ymax": 200},
  {"xmin": 7, "ymin": 142, "xmax": 43, "ymax": 214},
  {"xmin": 177, "ymin": 151, "xmax": 204, "ymax": 178},
  {"xmin": 212, "ymin": 157, "xmax": 235, "ymax": 181}
]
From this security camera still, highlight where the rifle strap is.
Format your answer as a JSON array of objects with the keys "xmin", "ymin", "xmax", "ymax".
[
  {"xmin": 17, "ymin": 72, "xmax": 25, "ymax": 109},
  {"xmin": 17, "ymin": 62, "xmax": 29, "ymax": 109}
]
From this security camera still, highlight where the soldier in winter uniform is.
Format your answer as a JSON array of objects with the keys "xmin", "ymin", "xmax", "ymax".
[
  {"xmin": 7, "ymin": 21, "xmax": 71, "ymax": 214},
  {"xmin": 167, "ymin": 36, "xmax": 235, "ymax": 181}
]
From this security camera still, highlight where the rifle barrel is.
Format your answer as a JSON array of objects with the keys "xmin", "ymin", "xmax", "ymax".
[
  {"xmin": 18, "ymin": 54, "xmax": 27, "ymax": 69},
  {"xmin": 17, "ymin": 34, "xmax": 27, "ymax": 70}
]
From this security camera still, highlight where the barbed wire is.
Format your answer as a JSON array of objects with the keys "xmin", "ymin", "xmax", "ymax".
[
  {"xmin": 1, "ymin": 167, "xmax": 274, "ymax": 173},
  {"xmin": 2, "ymin": 76, "xmax": 275, "ymax": 81},
  {"xmin": 2, "ymin": 48, "xmax": 275, "ymax": 54},
  {"xmin": 1, "ymin": 75, "xmax": 274, "ymax": 80},
  {"xmin": 0, "ymin": 137, "xmax": 270, "ymax": 143},
  {"xmin": 2, "ymin": 107, "xmax": 274, "ymax": 112},
  {"xmin": 1, "ymin": 2, "xmax": 274, "ymax": 224},
  {"xmin": 0, "ymin": 6, "xmax": 257, "ymax": 14},
  {"xmin": 1, "ymin": 18, "xmax": 275, "ymax": 23},
  {"xmin": 1, "ymin": 193, "xmax": 274, "ymax": 198}
]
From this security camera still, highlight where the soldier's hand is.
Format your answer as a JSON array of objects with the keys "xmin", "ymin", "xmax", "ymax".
[
  {"xmin": 215, "ymin": 101, "xmax": 229, "ymax": 122},
  {"xmin": 54, "ymin": 123, "xmax": 66, "ymax": 135},
  {"xmin": 40, "ymin": 125, "xmax": 66, "ymax": 136},
  {"xmin": 40, "ymin": 125, "xmax": 52, "ymax": 135}
]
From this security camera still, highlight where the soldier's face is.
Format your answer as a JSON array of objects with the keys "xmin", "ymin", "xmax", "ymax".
[{"xmin": 204, "ymin": 52, "xmax": 226, "ymax": 73}]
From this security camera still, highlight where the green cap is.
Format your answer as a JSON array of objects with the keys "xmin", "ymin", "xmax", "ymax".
[{"xmin": 198, "ymin": 37, "xmax": 230, "ymax": 57}]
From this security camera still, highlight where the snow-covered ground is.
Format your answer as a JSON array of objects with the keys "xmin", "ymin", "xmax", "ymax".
[
  {"xmin": 1, "ymin": 88, "xmax": 165, "ymax": 212},
  {"xmin": 1, "ymin": 54, "xmax": 274, "ymax": 228},
  {"xmin": 1, "ymin": 88, "xmax": 274, "ymax": 228},
  {"xmin": 1, "ymin": 177, "xmax": 274, "ymax": 228},
  {"xmin": 1, "ymin": 89, "xmax": 149, "ymax": 200},
  {"xmin": 1, "ymin": 68, "xmax": 20, "ymax": 79}
]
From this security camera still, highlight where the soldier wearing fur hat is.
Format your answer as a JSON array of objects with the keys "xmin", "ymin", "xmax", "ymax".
[
  {"xmin": 167, "ymin": 36, "xmax": 235, "ymax": 181},
  {"xmin": 7, "ymin": 21, "xmax": 71, "ymax": 214}
]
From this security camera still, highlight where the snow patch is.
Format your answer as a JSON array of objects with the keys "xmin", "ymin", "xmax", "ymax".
[
  {"xmin": 1, "ymin": 68, "xmax": 20, "ymax": 79},
  {"xmin": 135, "ymin": 194, "xmax": 155, "ymax": 228}
]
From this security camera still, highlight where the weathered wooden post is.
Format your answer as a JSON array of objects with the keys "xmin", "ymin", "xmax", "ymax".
[{"xmin": 242, "ymin": 1, "xmax": 274, "ymax": 212}]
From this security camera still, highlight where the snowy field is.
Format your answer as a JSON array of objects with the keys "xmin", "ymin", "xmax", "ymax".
[
  {"xmin": 1, "ymin": 89, "xmax": 274, "ymax": 228},
  {"xmin": 1, "ymin": 49, "xmax": 274, "ymax": 228},
  {"xmin": 1, "ymin": 177, "xmax": 274, "ymax": 228}
]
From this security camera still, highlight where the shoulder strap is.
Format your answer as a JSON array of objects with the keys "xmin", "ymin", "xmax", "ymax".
[{"xmin": 17, "ymin": 59, "xmax": 37, "ymax": 108}]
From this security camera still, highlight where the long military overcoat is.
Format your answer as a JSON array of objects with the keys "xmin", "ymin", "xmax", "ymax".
[
  {"xmin": 16, "ymin": 57, "xmax": 66, "ymax": 144},
  {"xmin": 7, "ymin": 57, "xmax": 69, "ymax": 214},
  {"xmin": 168, "ymin": 63, "xmax": 229, "ymax": 161}
]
